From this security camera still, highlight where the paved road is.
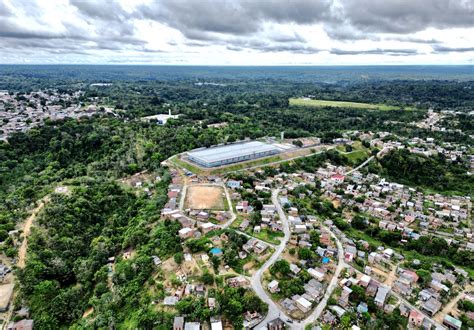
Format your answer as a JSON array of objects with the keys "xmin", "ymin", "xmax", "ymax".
[
  {"xmin": 344, "ymin": 156, "xmax": 374, "ymax": 175},
  {"xmin": 293, "ymin": 225, "xmax": 346, "ymax": 329},
  {"xmin": 345, "ymin": 250, "xmax": 446, "ymax": 329},
  {"xmin": 251, "ymin": 189, "xmax": 291, "ymax": 327},
  {"xmin": 344, "ymin": 147, "xmax": 388, "ymax": 176}
]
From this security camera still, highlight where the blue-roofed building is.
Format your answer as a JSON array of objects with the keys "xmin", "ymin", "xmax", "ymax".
[
  {"xmin": 443, "ymin": 315, "xmax": 462, "ymax": 330},
  {"xmin": 227, "ymin": 180, "xmax": 242, "ymax": 189},
  {"xmin": 187, "ymin": 141, "xmax": 281, "ymax": 168}
]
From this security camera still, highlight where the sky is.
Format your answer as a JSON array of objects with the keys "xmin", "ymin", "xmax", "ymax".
[{"xmin": 0, "ymin": 0, "xmax": 473, "ymax": 65}]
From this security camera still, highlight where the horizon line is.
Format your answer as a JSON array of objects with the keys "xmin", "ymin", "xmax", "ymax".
[{"xmin": 0, "ymin": 63, "xmax": 473, "ymax": 67}]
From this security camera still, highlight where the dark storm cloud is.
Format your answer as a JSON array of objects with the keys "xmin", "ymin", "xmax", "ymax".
[
  {"xmin": 390, "ymin": 37, "xmax": 441, "ymax": 44},
  {"xmin": 70, "ymin": 0, "xmax": 130, "ymax": 21},
  {"xmin": 135, "ymin": 0, "xmax": 332, "ymax": 39},
  {"xmin": 330, "ymin": 48, "xmax": 419, "ymax": 55},
  {"xmin": 0, "ymin": 0, "xmax": 473, "ymax": 62},
  {"xmin": 339, "ymin": 0, "xmax": 474, "ymax": 34},
  {"xmin": 432, "ymin": 45, "xmax": 474, "ymax": 53},
  {"xmin": 270, "ymin": 33, "xmax": 306, "ymax": 43}
]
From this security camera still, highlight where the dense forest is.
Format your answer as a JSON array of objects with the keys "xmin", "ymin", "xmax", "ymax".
[
  {"xmin": 0, "ymin": 66, "xmax": 473, "ymax": 328},
  {"xmin": 378, "ymin": 149, "xmax": 473, "ymax": 195}
]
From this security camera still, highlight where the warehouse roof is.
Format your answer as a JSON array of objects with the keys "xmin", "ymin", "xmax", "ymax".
[{"xmin": 187, "ymin": 141, "xmax": 280, "ymax": 163}]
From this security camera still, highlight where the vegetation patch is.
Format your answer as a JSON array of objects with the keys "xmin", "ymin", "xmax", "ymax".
[{"xmin": 289, "ymin": 97, "xmax": 411, "ymax": 111}]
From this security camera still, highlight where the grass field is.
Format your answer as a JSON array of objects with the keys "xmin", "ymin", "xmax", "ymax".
[
  {"xmin": 289, "ymin": 98, "xmax": 410, "ymax": 111},
  {"xmin": 336, "ymin": 141, "xmax": 371, "ymax": 164},
  {"xmin": 209, "ymin": 155, "xmax": 283, "ymax": 175},
  {"xmin": 169, "ymin": 156, "xmax": 204, "ymax": 174}
]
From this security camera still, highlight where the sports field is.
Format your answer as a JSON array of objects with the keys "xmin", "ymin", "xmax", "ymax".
[
  {"xmin": 289, "ymin": 98, "xmax": 406, "ymax": 111},
  {"xmin": 185, "ymin": 185, "xmax": 226, "ymax": 210}
]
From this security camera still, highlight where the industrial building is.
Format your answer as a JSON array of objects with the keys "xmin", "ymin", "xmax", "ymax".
[
  {"xmin": 141, "ymin": 110, "xmax": 179, "ymax": 125},
  {"xmin": 187, "ymin": 141, "xmax": 280, "ymax": 168}
]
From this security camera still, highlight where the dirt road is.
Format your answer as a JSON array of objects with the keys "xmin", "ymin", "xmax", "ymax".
[
  {"xmin": 17, "ymin": 197, "xmax": 49, "ymax": 268},
  {"xmin": 434, "ymin": 284, "xmax": 473, "ymax": 324}
]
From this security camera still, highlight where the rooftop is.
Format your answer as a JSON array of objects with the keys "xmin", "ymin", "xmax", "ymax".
[{"xmin": 187, "ymin": 141, "xmax": 280, "ymax": 164}]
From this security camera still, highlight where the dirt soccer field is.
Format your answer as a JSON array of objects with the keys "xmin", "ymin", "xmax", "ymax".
[{"xmin": 185, "ymin": 185, "xmax": 226, "ymax": 210}]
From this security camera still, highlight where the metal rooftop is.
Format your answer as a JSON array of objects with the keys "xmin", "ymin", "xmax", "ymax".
[{"xmin": 187, "ymin": 141, "xmax": 280, "ymax": 163}]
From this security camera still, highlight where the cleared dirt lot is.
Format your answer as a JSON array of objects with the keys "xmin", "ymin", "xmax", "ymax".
[{"xmin": 185, "ymin": 185, "xmax": 226, "ymax": 210}]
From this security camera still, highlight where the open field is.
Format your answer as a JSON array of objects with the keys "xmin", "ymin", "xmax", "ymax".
[
  {"xmin": 336, "ymin": 141, "xmax": 371, "ymax": 164},
  {"xmin": 185, "ymin": 185, "xmax": 226, "ymax": 210},
  {"xmin": 289, "ymin": 98, "xmax": 411, "ymax": 111}
]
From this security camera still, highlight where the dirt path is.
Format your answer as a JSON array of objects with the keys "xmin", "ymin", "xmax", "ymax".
[
  {"xmin": 384, "ymin": 262, "xmax": 400, "ymax": 287},
  {"xmin": 17, "ymin": 197, "xmax": 49, "ymax": 268},
  {"xmin": 434, "ymin": 284, "xmax": 473, "ymax": 324}
]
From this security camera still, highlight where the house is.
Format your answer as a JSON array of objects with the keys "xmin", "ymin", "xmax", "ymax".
[
  {"xmin": 359, "ymin": 274, "xmax": 371, "ymax": 287},
  {"xmin": 210, "ymin": 317, "xmax": 223, "ymax": 330},
  {"xmin": 0, "ymin": 283, "xmax": 14, "ymax": 312},
  {"xmin": 375, "ymin": 286, "xmax": 390, "ymax": 307},
  {"xmin": 296, "ymin": 296, "xmax": 312, "ymax": 313},
  {"xmin": 268, "ymin": 280, "xmax": 279, "ymax": 293},
  {"xmin": 329, "ymin": 305, "xmax": 346, "ymax": 318},
  {"xmin": 290, "ymin": 263, "xmax": 301, "ymax": 275},
  {"xmin": 399, "ymin": 304, "xmax": 411, "ymax": 317},
  {"xmin": 338, "ymin": 286, "xmax": 352, "ymax": 307},
  {"xmin": 173, "ymin": 316, "xmax": 185, "ymax": 330},
  {"xmin": 408, "ymin": 310, "xmax": 424, "ymax": 327},
  {"xmin": 293, "ymin": 224, "xmax": 307, "ymax": 233},
  {"xmin": 152, "ymin": 255, "xmax": 162, "ymax": 266},
  {"xmin": 200, "ymin": 222, "xmax": 216, "ymax": 234},
  {"xmin": 400, "ymin": 269, "xmax": 419, "ymax": 284},
  {"xmin": 281, "ymin": 298, "xmax": 297, "ymax": 312},
  {"xmin": 443, "ymin": 315, "xmax": 462, "ymax": 330},
  {"xmin": 421, "ymin": 297, "xmax": 442, "ymax": 316},
  {"xmin": 322, "ymin": 311, "xmax": 336, "ymax": 324},
  {"xmin": 344, "ymin": 252, "xmax": 354, "ymax": 263},
  {"xmin": 208, "ymin": 297, "xmax": 216, "ymax": 310},
  {"xmin": 254, "ymin": 242, "xmax": 268, "ymax": 254},
  {"xmin": 164, "ymin": 296, "xmax": 179, "ymax": 306},
  {"xmin": 185, "ymin": 322, "xmax": 201, "ymax": 330},
  {"xmin": 236, "ymin": 201, "xmax": 250, "ymax": 213},
  {"xmin": 179, "ymin": 227, "xmax": 195, "ymax": 239},
  {"xmin": 227, "ymin": 276, "xmax": 248, "ymax": 288},
  {"xmin": 366, "ymin": 280, "xmax": 380, "ymax": 297},
  {"xmin": 240, "ymin": 220, "xmax": 250, "ymax": 231},
  {"xmin": 197, "ymin": 212, "xmax": 210, "ymax": 220},
  {"xmin": 331, "ymin": 174, "xmax": 345, "ymax": 184},
  {"xmin": 267, "ymin": 318, "xmax": 285, "ymax": 330},
  {"xmin": 7, "ymin": 320, "xmax": 34, "ymax": 330},
  {"xmin": 227, "ymin": 180, "xmax": 242, "ymax": 189},
  {"xmin": 308, "ymin": 268, "xmax": 325, "ymax": 281},
  {"xmin": 383, "ymin": 248, "xmax": 394, "ymax": 259}
]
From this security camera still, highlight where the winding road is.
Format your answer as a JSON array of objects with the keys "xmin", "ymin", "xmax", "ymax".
[
  {"xmin": 293, "ymin": 225, "xmax": 345, "ymax": 329},
  {"xmin": 251, "ymin": 189, "xmax": 291, "ymax": 327},
  {"xmin": 251, "ymin": 191, "xmax": 346, "ymax": 329}
]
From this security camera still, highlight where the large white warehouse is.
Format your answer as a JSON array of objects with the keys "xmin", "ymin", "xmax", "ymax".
[{"xmin": 187, "ymin": 141, "xmax": 280, "ymax": 168}]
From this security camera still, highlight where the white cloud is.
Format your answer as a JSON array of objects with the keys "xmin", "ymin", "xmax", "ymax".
[{"xmin": 0, "ymin": 0, "xmax": 472, "ymax": 64}]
